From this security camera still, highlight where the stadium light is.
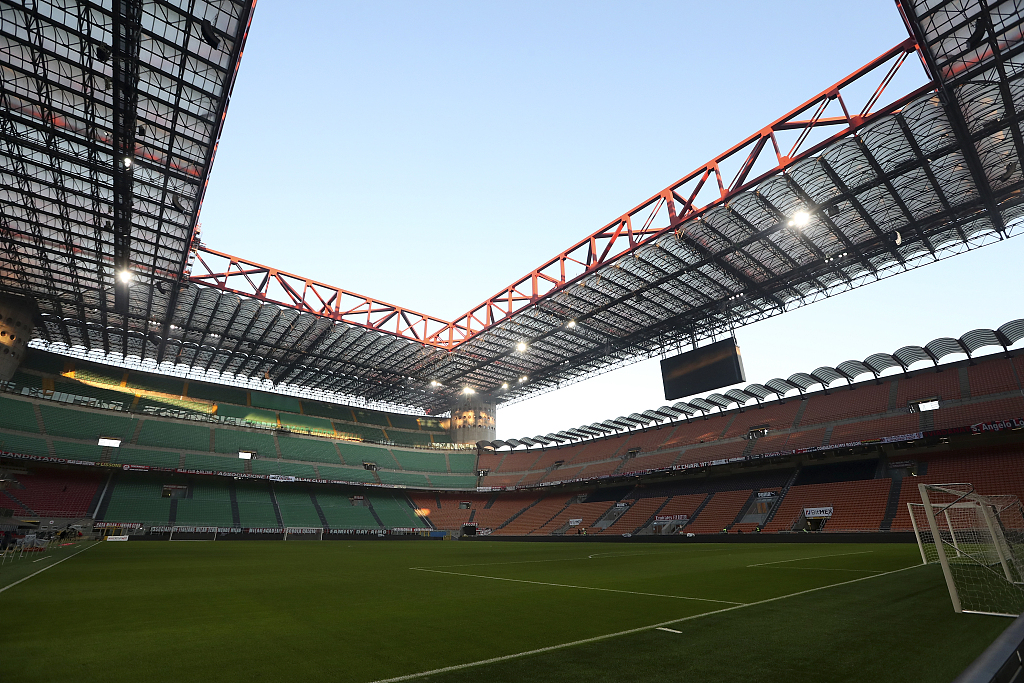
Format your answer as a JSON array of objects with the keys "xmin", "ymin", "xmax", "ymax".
[
  {"xmin": 515, "ymin": 341, "xmax": 527, "ymax": 353},
  {"xmin": 566, "ymin": 320, "xmax": 576, "ymax": 328},
  {"xmin": 462, "ymin": 387, "xmax": 475, "ymax": 395},
  {"xmin": 97, "ymin": 437, "xmax": 121, "ymax": 447},
  {"xmin": 788, "ymin": 210, "xmax": 810, "ymax": 228},
  {"xmin": 501, "ymin": 382, "xmax": 509, "ymax": 390},
  {"xmin": 117, "ymin": 270, "xmax": 133, "ymax": 283},
  {"xmin": 430, "ymin": 380, "xmax": 439, "ymax": 387},
  {"xmin": 518, "ymin": 376, "xmax": 528, "ymax": 383},
  {"xmin": 123, "ymin": 156, "xmax": 133, "ymax": 169}
]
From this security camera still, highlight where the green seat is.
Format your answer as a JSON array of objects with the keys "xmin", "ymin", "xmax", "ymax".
[
  {"xmin": 275, "ymin": 488, "xmax": 322, "ymax": 527},
  {"xmin": 175, "ymin": 499, "xmax": 234, "ymax": 527},
  {"xmin": 53, "ymin": 381, "xmax": 132, "ymax": 407},
  {"xmin": 52, "ymin": 440, "xmax": 104, "ymax": 462},
  {"xmin": 216, "ymin": 404, "xmax": 278, "ymax": 426},
  {"xmin": 352, "ymin": 409, "xmax": 390, "ymax": 427},
  {"xmin": 367, "ymin": 492, "xmax": 421, "ymax": 528},
  {"xmin": 336, "ymin": 442, "xmax": 397, "ymax": 467},
  {"xmin": 113, "ymin": 448, "xmax": 182, "ymax": 469},
  {"xmin": 186, "ymin": 383, "xmax": 248, "ymax": 405},
  {"xmin": 278, "ymin": 413, "xmax": 334, "ymax": 435},
  {"xmin": 377, "ymin": 471, "xmax": 430, "ymax": 487},
  {"xmin": 316, "ymin": 491, "xmax": 379, "ymax": 529},
  {"xmin": 183, "ymin": 453, "xmax": 247, "ymax": 473},
  {"xmin": 388, "ymin": 431, "xmax": 432, "ymax": 447},
  {"xmin": 317, "ymin": 466, "xmax": 378, "ymax": 484},
  {"xmin": 125, "ymin": 373, "xmax": 184, "ymax": 395},
  {"xmin": 213, "ymin": 428, "xmax": 276, "ymax": 456},
  {"xmin": 0, "ymin": 396, "xmax": 41, "ymax": 433},
  {"xmin": 387, "ymin": 413, "xmax": 420, "ymax": 430},
  {"xmin": 333, "ymin": 422, "xmax": 385, "ymax": 442},
  {"xmin": 40, "ymin": 404, "xmax": 136, "ymax": 440},
  {"xmin": 251, "ymin": 460, "xmax": 316, "ymax": 478},
  {"xmin": 299, "ymin": 402, "xmax": 354, "ymax": 421},
  {"xmin": 277, "ymin": 436, "xmax": 340, "ymax": 464},
  {"xmin": 392, "ymin": 450, "xmax": 448, "ymax": 472},
  {"xmin": 75, "ymin": 365, "xmax": 124, "ymax": 386},
  {"xmin": 11, "ymin": 371, "xmax": 43, "ymax": 389},
  {"xmin": 102, "ymin": 475, "xmax": 172, "ymax": 525},
  {"xmin": 234, "ymin": 481, "xmax": 280, "ymax": 528},
  {"xmin": 251, "ymin": 391, "xmax": 301, "ymax": 413},
  {"xmin": 137, "ymin": 396, "xmax": 214, "ymax": 415},
  {"xmin": 448, "ymin": 452, "xmax": 478, "ymax": 473},
  {"xmin": 0, "ymin": 433, "xmax": 49, "ymax": 457},
  {"xmin": 136, "ymin": 420, "xmax": 212, "ymax": 452},
  {"xmin": 428, "ymin": 474, "xmax": 478, "ymax": 489}
]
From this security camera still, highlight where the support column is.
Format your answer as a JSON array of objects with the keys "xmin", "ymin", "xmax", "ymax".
[
  {"xmin": 0, "ymin": 296, "xmax": 34, "ymax": 381},
  {"xmin": 449, "ymin": 393, "xmax": 496, "ymax": 445}
]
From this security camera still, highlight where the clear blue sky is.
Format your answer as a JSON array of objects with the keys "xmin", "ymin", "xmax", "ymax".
[{"xmin": 198, "ymin": 1, "xmax": 1024, "ymax": 438}]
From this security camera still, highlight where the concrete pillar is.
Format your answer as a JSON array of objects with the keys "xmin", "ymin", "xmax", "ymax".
[
  {"xmin": 449, "ymin": 393, "xmax": 496, "ymax": 445},
  {"xmin": 0, "ymin": 296, "xmax": 33, "ymax": 382}
]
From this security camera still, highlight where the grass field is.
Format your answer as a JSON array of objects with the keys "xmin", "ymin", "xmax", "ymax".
[{"xmin": 0, "ymin": 539, "xmax": 1010, "ymax": 682}]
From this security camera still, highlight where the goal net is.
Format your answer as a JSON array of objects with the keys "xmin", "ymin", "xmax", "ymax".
[{"xmin": 910, "ymin": 483, "xmax": 1024, "ymax": 617}]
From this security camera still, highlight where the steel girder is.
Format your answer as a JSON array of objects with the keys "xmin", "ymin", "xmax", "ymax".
[{"xmin": 16, "ymin": 1, "xmax": 1024, "ymax": 416}]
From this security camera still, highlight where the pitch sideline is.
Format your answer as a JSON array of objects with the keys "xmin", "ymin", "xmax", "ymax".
[
  {"xmin": 367, "ymin": 563, "xmax": 922, "ymax": 683},
  {"xmin": 0, "ymin": 541, "xmax": 100, "ymax": 595}
]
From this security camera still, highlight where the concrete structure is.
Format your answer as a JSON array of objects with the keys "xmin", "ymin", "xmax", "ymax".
[
  {"xmin": 449, "ymin": 392, "xmax": 496, "ymax": 445},
  {"xmin": 0, "ymin": 296, "xmax": 33, "ymax": 382}
]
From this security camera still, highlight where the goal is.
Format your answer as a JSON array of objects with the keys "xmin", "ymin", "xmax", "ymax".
[{"xmin": 909, "ymin": 483, "xmax": 1024, "ymax": 617}]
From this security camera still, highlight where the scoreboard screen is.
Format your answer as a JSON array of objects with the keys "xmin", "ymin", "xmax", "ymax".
[{"xmin": 660, "ymin": 338, "xmax": 746, "ymax": 401}]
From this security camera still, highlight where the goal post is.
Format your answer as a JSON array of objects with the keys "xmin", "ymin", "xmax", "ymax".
[{"xmin": 915, "ymin": 483, "xmax": 1024, "ymax": 617}]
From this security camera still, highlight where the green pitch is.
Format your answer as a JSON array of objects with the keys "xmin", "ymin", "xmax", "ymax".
[{"xmin": 0, "ymin": 540, "xmax": 1010, "ymax": 682}]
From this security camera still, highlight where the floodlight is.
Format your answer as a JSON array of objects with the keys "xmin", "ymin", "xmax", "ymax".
[
  {"xmin": 430, "ymin": 380, "xmax": 439, "ymax": 387},
  {"xmin": 123, "ymin": 156, "xmax": 132, "ymax": 169},
  {"xmin": 516, "ymin": 342, "xmax": 527, "ymax": 352},
  {"xmin": 118, "ymin": 270, "xmax": 132, "ymax": 283},
  {"xmin": 518, "ymin": 376, "xmax": 528, "ymax": 383},
  {"xmin": 788, "ymin": 210, "xmax": 810, "ymax": 228},
  {"xmin": 462, "ymin": 387, "xmax": 475, "ymax": 395},
  {"xmin": 567, "ymin": 320, "xmax": 576, "ymax": 328},
  {"xmin": 97, "ymin": 438, "xmax": 121, "ymax": 447},
  {"xmin": 501, "ymin": 382, "xmax": 509, "ymax": 390}
]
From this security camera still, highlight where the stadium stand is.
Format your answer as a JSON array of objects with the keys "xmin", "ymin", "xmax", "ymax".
[{"xmin": 0, "ymin": 468, "xmax": 101, "ymax": 517}]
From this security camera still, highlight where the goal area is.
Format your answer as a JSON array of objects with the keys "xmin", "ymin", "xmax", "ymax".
[{"xmin": 909, "ymin": 483, "xmax": 1024, "ymax": 617}]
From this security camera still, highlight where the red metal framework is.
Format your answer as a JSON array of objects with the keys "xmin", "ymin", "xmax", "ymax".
[{"xmin": 188, "ymin": 38, "xmax": 932, "ymax": 350}]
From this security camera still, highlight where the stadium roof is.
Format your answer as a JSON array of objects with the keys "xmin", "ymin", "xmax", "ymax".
[
  {"xmin": 4, "ymin": 1, "xmax": 1024, "ymax": 415},
  {"xmin": 478, "ymin": 318, "xmax": 1024, "ymax": 451}
]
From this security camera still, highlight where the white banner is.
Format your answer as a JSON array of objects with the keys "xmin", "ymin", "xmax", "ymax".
[
  {"xmin": 804, "ymin": 507, "xmax": 833, "ymax": 518},
  {"xmin": 106, "ymin": 535, "xmax": 129, "ymax": 541},
  {"xmin": 568, "ymin": 518, "xmax": 583, "ymax": 526}
]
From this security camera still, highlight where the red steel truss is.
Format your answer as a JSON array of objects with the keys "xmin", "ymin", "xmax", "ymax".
[{"xmin": 188, "ymin": 38, "xmax": 933, "ymax": 350}]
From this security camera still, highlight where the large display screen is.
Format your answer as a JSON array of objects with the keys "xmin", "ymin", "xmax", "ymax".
[{"xmin": 660, "ymin": 337, "xmax": 746, "ymax": 401}]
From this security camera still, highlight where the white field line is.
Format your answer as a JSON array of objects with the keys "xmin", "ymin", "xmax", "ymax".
[
  {"xmin": 367, "ymin": 564, "xmax": 921, "ymax": 683},
  {"xmin": 31, "ymin": 555, "xmax": 53, "ymax": 563},
  {"xmin": 0, "ymin": 542, "xmax": 99, "ymax": 595},
  {"xmin": 412, "ymin": 568, "xmax": 741, "ymax": 605},
  {"xmin": 656, "ymin": 627, "xmax": 682, "ymax": 634},
  {"xmin": 415, "ymin": 548, "xmax": 730, "ymax": 571},
  {"xmin": 746, "ymin": 550, "xmax": 874, "ymax": 567},
  {"xmin": 757, "ymin": 566, "xmax": 881, "ymax": 573}
]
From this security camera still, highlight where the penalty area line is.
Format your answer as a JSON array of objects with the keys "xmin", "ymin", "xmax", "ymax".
[
  {"xmin": 746, "ymin": 550, "xmax": 874, "ymax": 567},
  {"xmin": 0, "ymin": 542, "xmax": 100, "ymax": 595},
  {"xmin": 367, "ymin": 564, "xmax": 921, "ymax": 683},
  {"xmin": 410, "ymin": 567, "xmax": 742, "ymax": 605}
]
